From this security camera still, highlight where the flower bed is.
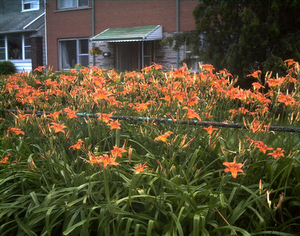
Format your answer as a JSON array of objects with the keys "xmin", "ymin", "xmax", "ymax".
[{"xmin": 0, "ymin": 62, "xmax": 300, "ymax": 235}]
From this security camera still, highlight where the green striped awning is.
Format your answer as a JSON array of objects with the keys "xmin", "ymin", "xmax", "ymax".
[{"xmin": 91, "ymin": 25, "xmax": 162, "ymax": 42}]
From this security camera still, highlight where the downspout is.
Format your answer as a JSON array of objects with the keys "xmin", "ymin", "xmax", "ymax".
[
  {"xmin": 92, "ymin": 0, "xmax": 95, "ymax": 66},
  {"xmin": 142, "ymin": 41, "xmax": 144, "ymax": 69},
  {"xmin": 44, "ymin": 1, "xmax": 47, "ymax": 66},
  {"xmin": 176, "ymin": 0, "xmax": 179, "ymax": 69}
]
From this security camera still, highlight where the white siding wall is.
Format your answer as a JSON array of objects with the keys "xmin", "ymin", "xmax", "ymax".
[{"xmin": 11, "ymin": 59, "xmax": 32, "ymax": 72}]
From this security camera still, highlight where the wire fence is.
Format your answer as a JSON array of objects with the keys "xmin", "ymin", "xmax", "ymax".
[{"xmin": 2, "ymin": 108, "xmax": 300, "ymax": 153}]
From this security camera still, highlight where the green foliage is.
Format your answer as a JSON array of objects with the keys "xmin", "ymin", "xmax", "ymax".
[
  {"xmin": 0, "ymin": 61, "xmax": 17, "ymax": 75},
  {"xmin": 164, "ymin": 0, "xmax": 300, "ymax": 85},
  {"xmin": 1, "ymin": 65, "xmax": 300, "ymax": 235}
]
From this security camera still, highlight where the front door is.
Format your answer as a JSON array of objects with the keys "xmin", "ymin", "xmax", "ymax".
[{"xmin": 116, "ymin": 42, "xmax": 153, "ymax": 72}]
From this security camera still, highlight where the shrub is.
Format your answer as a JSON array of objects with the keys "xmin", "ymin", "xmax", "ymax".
[{"xmin": 0, "ymin": 61, "xmax": 17, "ymax": 75}]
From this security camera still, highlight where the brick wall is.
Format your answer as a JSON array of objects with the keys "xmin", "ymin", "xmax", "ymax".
[
  {"xmin": 31, "ymin": 36, "xmax": 43, "ymax": 71},
  {"xmin": 46, "ymin": 0, "xmax": 199, "ymax": 71},
  {"xmin": 94, "ymin": 1, "xmax": 198, "ymax": 33}
]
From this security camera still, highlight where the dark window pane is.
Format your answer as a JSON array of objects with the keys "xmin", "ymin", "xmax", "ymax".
[
  {"xmin": 78, "ymin": 0, "xmax": 88, "ymax": 7},
  {"xmin": 0, "ymin": 36, "xmax": 4, "ymax": 48},
  {"xmin": 8, "ymin": 34, "xmax": 22, "ymax": 59},
  {"xmin": 24, "ymin": 3, "xmax": 31, "ymax": 9},
  {"xmin": 60, "ymin": 40, "xmax": 77, "ymax": 69},
  {"xmin": 25, "ymin": 47, "xmax": 31, "ymax": 59},
  {"xmin": 79, "ymin": 55, "xmax": 89, "ymax": 67},
  {"xmin": 79, "ymin": 39, "xmax": 88, "ymax": 54},
  {"xmin": 25, "ymin": 35, "xmax": 31, "ymax": 46},
  {"xmin": 0, "ymin": 48, "xmax": 5, "ymax": 60},
  {"xmin": 144, "ymin": 42, "xmax": 151, "ymax": 55},
  {"xmin": 144, "ymin": 57, "xmax": 151, "ymax": 67}
]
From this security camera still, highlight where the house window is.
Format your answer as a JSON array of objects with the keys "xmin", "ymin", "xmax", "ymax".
[
  {"xmin": 58, "ymin": 38, "xmax": 89, "ymax": 70},
  {"xmin": 0, "ymin": 34, "xmax": 31, "ymax": 61},
  {"xmin": 185, "ymin": 44, "xmax": 201, "ymax": 72},
  {"xmin": 0, "ymin": 35, "xmax": 5, "ymax": 60},
  {"xmin": 143, "ymin": 41, "xmax": 152, "ymax": 67},
  {"xmin": 22, "ymin": 0, "xmax": 39, "ymax": 12},
  {"xmin": 57, "ymin": 0, "xmax": 88, "ymax": 9},
  {"xmin": 24, "ymin": 35, "xmax": 31, "ymax": 59},
  {"xmin": 8, "ymin": 34, "xmax": 22, "ymax": 60}
]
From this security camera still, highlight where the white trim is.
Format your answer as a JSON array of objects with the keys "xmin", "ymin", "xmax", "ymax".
[
  {"xmin": 22, "ymin": 35, "xmax": 25, "ymax": 60},
  {"xmin": 58, "ymin": 38, "xmax": 89, "ymax": 70},
  {"xmin": 23, "ymin": 12, "xmax": 45, "ymax": 30},
  {"xmin": 57, "ymin": 0, "xmax": 89, "ymax": 10},
  {"xmin": 22, "ymin": 0, "xmax": 40, "ymax": 12},
  {"xmin": 5, "ymin": 35, "xmax": 8, "ymax": 61}
]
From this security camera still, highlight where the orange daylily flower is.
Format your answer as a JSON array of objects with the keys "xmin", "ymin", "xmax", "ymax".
[
  {"xmin": 99, "ymin": 154, "xmax": 118, "ymax": 169},
  {"xmin": 94, "ymin": 89, "xmax": 112, "ymax": 100},
  {"xmin": 203, "ymin": 126, "xmax": 217, "ymax": 135},
  {"xmin": 97, "ymin": 113, "xmax": 113, "ymax": 123},
  {"xmin": 50, "ymin": 122, "xmax": 67, "ymax": 134},
  {"xmin": 47, "ymin": 111, "xmax": 61, "ymax": 121},
  {"xmin": 266, "ymin": 78, "xmax": 285, "ymax": 88},
  {"xmin": 69, "ymin": 140, "xmax": 85, "ymax": 150},
  {"xmin": 8, "ymin": 127, "xmax": 25, "ymax": 136},
  {"xmin": 223, "ymin": 157, "xmax": 244, "ymax": 178},
  {"xmin": 34, "ymin": 66, "xmax": 45, "ymax": 72},
  {"xmin": 188, "ymin": 96, "xmax": 200, "ymax": 106},
  {"xmin": 134, "ymin": 162, "xmax": 148, "ymax": 173},
  {"xmin": 64, "ymin": 107, "xmax": 78, "ymax": 119},
  {"xmin": 254, "ymin": 141, "xmax": 273, "ymax": 154},
  {"xmin": 152, "ymin": 62, "xmax": 163, "ymax": 70},
  {"xmin": 247, "ymin": 70, "xmax": 261, "ymax": 79},
  {"xmin": 183, "ymin": 107, "xmax": 201, "ymax": 120},
  {"xmin": 160, "ymin": 95, "xmax": 171, "ymax": 102},
  {"xmin": 268, "ymin": 148, "xmax": 285, "ymax": 159},
  {"xmin": 238, "ymin": 107, "xmax": 249, "ymax": 115},
  {"xmin": 201, "ymin": 64, "xmax": 215, "ymax": 73},
  {"xmin": 133, "ymin": 102, "xmax": 149, "ymax": 113},
  {"xmin": 141, "ymin": 65, "xmax": 152, "ymax": 73},
  {"xmin": 14, "ymin": 110, "xmax": 31, "ymax": 121},
  {"xmin": 88, "ymin": 152, "xmax": 118, "ymax": 168},
  {"xmin": 172, "ymin": 91, "xmax": 186, "ymax": 102},
  {"xmin": 154, "ymin": 131, "xmax": 173, "ymax": 143},
  {"xmin": 0, "ymin": 154, "xmax": 10, "ymax": 164},
  {"xmin": 252, "ymin": 82, "xmax": 264, "ymax": 90},
  {"xmin": 284, "ymin": 59, "xmax": 296, "ymax": 67},
  {"xmin": 111, "ymin": 146, "xmax": 127, "ymax": 158},
  {"xmin": 108, "ymin": 120, "xmax": 121, "ymax": 130},
  {"xmin": 278, "ymin": 93, "xmax": 296, "ymax": 107},
  {"xmin": 88, "ymin": 152, "xmax": 100, "ymax": 164}
]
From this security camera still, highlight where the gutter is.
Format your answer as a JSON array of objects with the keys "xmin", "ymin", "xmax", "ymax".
[
  {"xmin": 0, "ymin": 29, "xmax": 37, "ymax": 34},
  {"xmin": 23, "ymin": 12, "xmax": 45, "ymax": 30}
]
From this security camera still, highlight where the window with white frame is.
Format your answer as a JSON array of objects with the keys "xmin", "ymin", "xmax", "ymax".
[
  {"xmin": 24, "ymin": 35, "xmax": 31, "ymax": 59},
  {"xmin": 0, "ymin": 35, "xmax": 5, "ymax": 60},
  {"xmin": 57, "ymin": 0, "xmax": 88, "ymax": 10},
  {"xmin": 22, "ymin": 0, "xmax": 39, "ymax": 12},
  {"xmin": 58, "ymin": 38, "xmax": 89, "ymax": 70},
  {"xmin": 0, "ymin": 34, "xmax": 31, "ymax": 61}
]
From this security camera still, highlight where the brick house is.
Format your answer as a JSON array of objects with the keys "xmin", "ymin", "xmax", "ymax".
[
  {"xmin": 0, "ymin": 0, "xmax": 45, "ymax": 72},
  {"xmin": 46, "ymin": 0, "xmax": 199, "ymax": 72}
]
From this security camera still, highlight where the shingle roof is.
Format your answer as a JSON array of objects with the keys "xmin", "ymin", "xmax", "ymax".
[{"xmin": 0, "ymin": 10, "xmax": 44, "ymax": 34}]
